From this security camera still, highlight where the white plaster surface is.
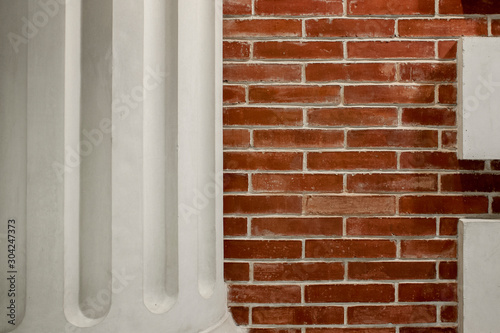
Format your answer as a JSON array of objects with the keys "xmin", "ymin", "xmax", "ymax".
[
  {"xmin": 0, "ymin": 0, "xmax": 241, "ymax": 332},
  {"xmin": 458, "ymin": 37, "xmax": 500, "ymax": 159},
  {"xmin": 459, "ymin": 219, "xmax": 500, "ymax": 333}
]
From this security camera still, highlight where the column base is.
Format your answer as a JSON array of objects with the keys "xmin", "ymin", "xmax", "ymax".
[{"xmin": 200, "ymin": 312, "xmax": 246, "ymax": 333}]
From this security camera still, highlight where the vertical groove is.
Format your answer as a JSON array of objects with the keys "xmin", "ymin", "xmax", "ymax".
[
  {"xmin": 0, "ymin": 1, "xmax": 28, "ymax": 331},
  {"xmin": 197, "ymin": 0, "xmax": 217, "ymax": 299},
  {"xmin": 64, "ymin": 0, "xmax": 112, "ymax": 326},
  {"xmin": 143, "ymin": 0, "xmax": 179, "ymax": 313}
]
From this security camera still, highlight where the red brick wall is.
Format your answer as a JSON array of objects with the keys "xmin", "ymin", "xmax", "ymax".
[{"xmin": 222, "ymin": 0, "xmax": 500, "ymax": 332}]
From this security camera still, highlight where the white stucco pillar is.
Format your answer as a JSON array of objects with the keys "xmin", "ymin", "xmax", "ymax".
[{"xmin": 0, "ymin": 1, "xmax": 241, "ymax": 332}]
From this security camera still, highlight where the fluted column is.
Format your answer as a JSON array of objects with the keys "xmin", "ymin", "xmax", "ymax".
[{"xmin": 0, "ymin": 0, "xmax": 241, "ymax": 332}]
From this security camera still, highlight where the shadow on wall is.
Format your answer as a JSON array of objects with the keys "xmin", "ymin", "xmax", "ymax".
[{"xmin": 456, "ymin": 0, "xmax": 500, "ymax": 14}]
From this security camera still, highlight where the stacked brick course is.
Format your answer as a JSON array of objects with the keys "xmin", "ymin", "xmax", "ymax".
[{"xmin": 222, "ymin": 0, "xmax": 500, "ymax": 331}]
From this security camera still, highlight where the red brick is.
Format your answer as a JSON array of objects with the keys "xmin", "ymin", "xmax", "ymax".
[
  {"xmin": 253, "ymin": 174, "xmax": 343, "ymax": 192},
  {"xmin": 307, "ymin": 329, "xmax": 395, "ymax": 333},
  {"xmin": 306, "ymin": 284, "xmax": 395, "ymax": 303},
  {"xmin": 224, "ymin": 217, "xmax": 247, "ymax": 236},
  {"xmin": 306, "ymin": 239, "xmax": 397, "ymax": 258},
  {"xmin": 400, "ymin": 152, "xmax": 484, "ymax": 170},
  {"xmin": 229, "ymin": 307, "xmax": 249, "ymax": 325},
  {"xmin": 348, "ymin": 41, "xmax": 434, "ymax": 59},
  {"xmin": 254, "ymin": 129, "xmax": 344, "ymax": 148},
  {"xmin": 223, "ymin": 41, "xmax": 250, "ymax": 60},
  {"xmin": 306, "ymin": 63, "xmax": 396, "ymax": 82},
  {"xmin": 438, "ymin": 41, "xmax": 458, "ymax": 59},
  {"xmin": 224, "ymin": 0, "xmax": 252, "ymax": 15},
  {"xmin": 306, "ymin": 195, "xmax": 396, "ymax": 215},
  {"xmin": 399, "ymin": 283, "xmax": 457, "ymax": 302},
  {"xmin": 492, "ymin": 160, "xmax": 500, "ymax": 170},
  {"xmin": 494, "ymin": 197, "xmax": 500, "ymax": 213},
  {"xmin": 348, "ymin": 305, "xmax": 436, "ymax": 324},
  {"xmin": 348, "ymin": 174, "xmax": 437, "ymax": 193},
  {"xmin": 345, "ymin": 85, "xmax": 434, "ymax": 105},
  {"xmin": 400, "ymin": 63, "xmax": 456, "ymax": 83},
  {"xmin": 407, "ymin": 324, "xmax": 458, "ymax": 333},
  {"xmin": 438, "ymin": 85, "xmax": 457, "ymax": 104},
  {"xmin": 254, "ymin": 262, "xmax": 344, "ymax": 281},
  {"xmin": 250, "ymin": 85, "xmax": 341, "ymax": 104},
  {"xmin": 224, "ymin": 240, "xmax": 302, "ymax": 259},
  {"xmin": 348, "ymin": 0, "xmax": 434, "ymax": 15},
  {"xmin": 401, "ymin": 240, "xmax": 457, "ymax": 259},
  {"xmin": 224, "ymin": 85, "xmax": 245, "ymax": 104},
  {"xmin": 224, "ymin": 195, "xmax": 302, "ymax": 214},
  {"xmin": 224, "ymin": 19, "xmax": 302, "ymax": 37},
  {"xmin": 252, "ymin": 217, "xmax": 343, "ymax": 236},
  {"xmin": 347, "ymin": 217, "xmax": 436, "ymax": 236},
  {"xmin": 224, "ymin": 107, "xmax": 303, "ymax": 126},
  {"xmin": 307, "ymin": 107, "xmax": 398, "ymax": 127},
  {"xmin": 493, "ymin": 20, "xmax": 500, "ymax": 36},
  {"xmin": 229, "ymin": 284, "xmax": 301, "ymax": 303},
  {"xmin": 225, "ymin": 262, "xmax": 250, "ymax": 281},
  {"xmin": 224, "ymin": 173, "xmax": 248, "ymax": 192},
  {"xmin": 254, "ymin": 41, "xmax": 343, "ymax": 59},
  {"xmin": 442, "ymin": 131, "xmax": 457, "ymax": 149},
  {"xmin": 348, "ymin": 261, "xmax": 436, "ymax": 280},
  {"xmin": 253, "ymin": 306, "xmax": 344, "ymax": 325},
  {"xmin": 347, "ymin": 129, "xmax": 438, "ymax": 148},
  {"xmin": 224, "ymin": 64, "xmax": 302, "ymax": 83},
  {"xmin": 441, "ymin": 305, "xmax": 458, "ymax": 322},
  {"xmin": 439, "ymin": 0, "xmax": 500, "ymax": 14},
  {"xmin": 440, "ymin": 218, "xmax": 458, "ymax": 236},
  {"xmin": 402, "ymin": 108, "xmax": 456, "ymax": 126},
  {"xmin": 439, "ymin": 261, "xmax": 457, "ymax": 279},
  {"xmin": 306, "ymin": 19, "xmax": 395, "ymax": 37},
  {"xmin": 308, "ymin": 151, "xmax": 397, "ymax": 170},
  {"xmin": 255, "ymin": 0, "xmax": 343, "ymax": 16},
  {"xmin": 400, "ymin": 195, "xmax": 489, "ymax": 214},
  {"xmin": 224, "ymin": 152, "xmax": 303, "ymax": 171},
  {"xmin": 442, "ymin": 174, "xmax": 500, "ymax": 192},
  {"xmin": 224, "ymin": 129, "xmax": 250, "ymax": 148},
  {"xmin": 399, "ymin": 19, "xmax": 487, "ymax": 37}
]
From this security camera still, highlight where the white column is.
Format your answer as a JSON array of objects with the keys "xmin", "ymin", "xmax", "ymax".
[{"xmin": 0, "ymin": 0, "xmax": 241, "ymax": 332}]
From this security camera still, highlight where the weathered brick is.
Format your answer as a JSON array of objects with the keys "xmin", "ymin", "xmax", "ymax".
[
  {"xmin": 224, "ymin": 19, "xmax": 302, "ymax": 38},
  {"xmin": 306, "ymin": 284, "xmax": 395, "ymax": 303},
  {"xmin": 255, "ymin": 0, "xmax": 343, "ymax": 16},
  {"xmin": 348, "ymin": 41, "xmax": 434, "ymax": 59},
  {"xmin": 348, "ymin": 305, "xmax": 436, "ymax": 324},
  {"xmin": 306, "ymin": 19, "xmax": 395, "ymax": 37},
  {"xmin": 348, "ymin": 0, "xmax": 434, "ymax": 15},
  {"xmin": 254, "ymin": 129, "xmax": 344, "ymax": 148},
  {"xmin": 308, "ymin": 151, "xmax": 397, "ymax": 170},
  {"xmin": 249, "ymin": 85, "xmax": 341, "ymax": 104},
  {"xmin": 306, "ymin": 239, "xmax": 397, "ymax": 258},
  {"xmin": 346, "ymin": 217, "xmax": 436, "ymax": 236},
  {"xmin": 253, "ymin": 174, "xmax": 344, "ymax": 192},
  {"xmin": 345, "ymin": 85, "xmax": 435, "ymax": 105},
  {"xmin": 224, "ymin": 152, "xmax": 303, "ymax": 171},
  {"xmin": 307, "ymin": 108, "xmax": 398, "ymax": 127},
  {"xmin": 254, "ymin": 41, "xmax": 343, "ymax": 59},
  {"xmin": 349, "ymin": 261, "xmax": 436, "ymax": 280},
  {"xmin": 252, "ymin": 217, "xmax": 343, "ymax": 236},
  {"xmin": 399, "ymin": 19, "xmax": 487, "ymax": 37},
  {"xmin": 253, "ymin": 306, "xmax": 344, "ymax": 325},
  {"xmin": 306, "ymin": 63, "xmax": 396, "ymax": 82},
  {"xmin": 225, "ymin": 262, "xmax": 250, "ymax": 281},
  {"xmin": 225, "ymin": 240, "xmax": 302, "ymax": 259},
  {"xmin": 402, "ymin": 108, "xmax": 456, "ymax": 126},
  {"xmin": 224, "ymin": 195, "xmax": 302, "ymax": 214},
  {"xmin": 400, "ymin": 63, "xmax": 456, "ymax": 82},
  {"xmin": 347, "ymin": 129, "xmax": 438, "ymax": 148},
  {"xmin": 399, "ymin": 195, "xmax": 489, "ymax": 214},
  {"xmin": 229, "ymin": 284, "xmax": 301, "ymax": 303},
  {"xmin": 306, "ymin": 195, "xmax": 396, "ymax": 215},
  {"xmin": 254, "ymin": 262, "xmax": 345, "ymax": 281},
  {"xmin": 399, "ymin": 283, "xmax": 457, "ymax": 302},
  {"xmin": 224, "ymin": 107, "xmax": 303, "ymax": 126},
  {"xmin": 401, "ymin": 240, "xmax": 457, "ymax": 259},
  {"xmin": 224, "ymin": 64, "xmax": 302, "ymax": 83}
]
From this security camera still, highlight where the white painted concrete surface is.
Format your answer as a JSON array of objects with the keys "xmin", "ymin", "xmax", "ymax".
[
  {"xmin": 0, "ymin": 0, "xmax": 241, "ymax": 332},
  {"xmin": 458, "ymin": 37, "xmax": 500, "ymax": 159},
  {"xmin": 459, "ymin": 219, "xmax": 500, "ymax": 333}
]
